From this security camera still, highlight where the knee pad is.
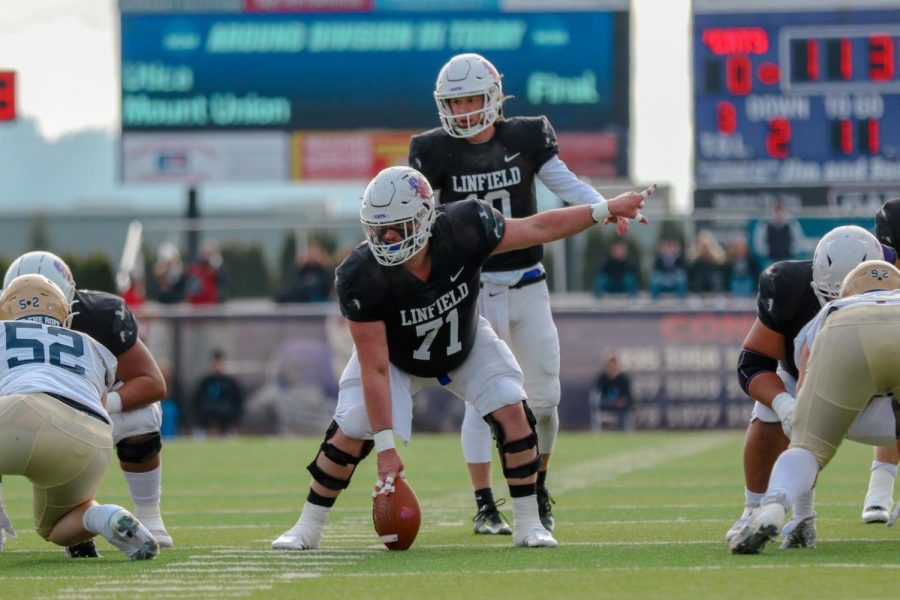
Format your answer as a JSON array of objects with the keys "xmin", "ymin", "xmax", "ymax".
[
  {"xmin": 484, "ymin": 401, "xmax": 542, "ymax": 479},
  {"xmin": 116, "ymin": 432, "xmax": 162, "ymax": 463},
  {"xmin": 530, "ymin": 405, "xmax": 559, "ymax": 455},
  {"xmin": 306, "ymin": 420, "xmax": 374, "ymax": 491}
]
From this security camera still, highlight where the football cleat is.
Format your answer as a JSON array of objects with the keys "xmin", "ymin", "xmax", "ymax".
[
  {"xmin": 861, "ymin": 505, "xmax": 891, "ymax": 524},
  {"xmin": 730, "ymin": 502, "xmax": 785, "ymax": 555},
  {"xmin": 514, "ymin": 526, "xmax": 558, "ymax": 548},
  {"xmin": 537, "ymin": 488, "xmax": 556, "ymax": 532},
  {"xmin": 65, "ymin": 539, "xmax": 101, "ymax": 558},
  {"xmin": 473, "ymin": 500, "xmax": 512, "ymax": 535},
  {"xmin": 724, "ymin": 508, "xmax": 753, "ymax": 544},
  {"xmin": 272, "ymin": 527, "xmax": 321, "ymax": 551},
  {"xmin": 104, "ymin": 509, "xmax": 159, "ymax": 561},
  {"xmin": 779, "ymin": 515, "xmax": 816, "ymax": 549}
]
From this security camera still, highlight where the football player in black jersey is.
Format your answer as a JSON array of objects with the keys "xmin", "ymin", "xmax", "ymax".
[
  {"xmin": 409, "ymin": 53, "xmax": 636, "ymax": 534},
  {"xmin": 729, "ymin": 225, "xmax": 897, "ymax": 549},
  {"xmin": 3, "ymin": 252, "xmax": 172, "ymax": 556},
  {"xmin": 272, "ymin": 166, "xmax": 651, "ymax": 550}
]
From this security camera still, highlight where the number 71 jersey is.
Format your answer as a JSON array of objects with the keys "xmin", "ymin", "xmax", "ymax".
[
  {"xmin": 337, "ymin": 199, "xmax": 505, "ymax": 378},
  {"xmin": 0, "ymin": 321, "xmax": 117, "ymax": 419}
]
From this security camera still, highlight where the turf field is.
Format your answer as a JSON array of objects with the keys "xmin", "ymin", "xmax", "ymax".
[{"xmin": 1, "ymin": 432, "xmax": 897, "ymax": 599}]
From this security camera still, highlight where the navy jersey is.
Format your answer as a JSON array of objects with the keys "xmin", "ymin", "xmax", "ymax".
[
  {"xmin": 756, "ymin": 260, "xmax": 820, "ymax": 378},
  {"xmin": 336, "ymin": 200, "xmax": 505, "ymax": 378},
  {"xmin": 71, "ymin": 289, "xmax": 139, "ymax": 357},
  {"xmin": 409, "ymin": 116, "xmax": 558, "ymax": 272}
]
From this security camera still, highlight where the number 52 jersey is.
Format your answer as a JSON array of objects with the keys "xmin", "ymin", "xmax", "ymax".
[{"xmin": 0, "ymin": 321, "xmax": 118, "ymax": 420}]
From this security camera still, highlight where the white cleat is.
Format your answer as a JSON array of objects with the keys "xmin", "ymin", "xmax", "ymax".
[
  {"xmin": 105, "ymin": 509, "xmax": 159, "ymax": 561},
  {"xmin": 272, "ymin": 528, "xmax": 320, "ymax": 551},
  {"xmin": 514, "ymin": 527, "xmax": 558, "ymax": 548},
  {"xmin": 724, "ymin": 508, "xmax": 753, "ymax": 544},
  {"xmin": 730, "ymin": 503, "xmax": 785, "ymax": 555},
  {"xmin": 861, "ymin": 505, "xmax": 891, "ymax": 524},
  {"xmin": 150, "ymin": 528, "xmax": 174, "ymax": 548},
  {"xmin": 779, "ymin": 515, "xmax": 816, "ymax": 549}
]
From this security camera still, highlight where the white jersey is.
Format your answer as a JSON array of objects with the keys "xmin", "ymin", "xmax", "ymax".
[
  {"xmin": 795, "ymin": 289, "xmax": 900, "ymax": 365},
  {"xmin": 0, "ymin": 320, "xmax": 117, "ymax": 420}
]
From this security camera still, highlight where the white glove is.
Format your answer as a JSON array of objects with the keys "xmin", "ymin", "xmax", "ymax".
[
  {"xmin": 772, "ymin": 392, "xmax": 796, "ymax": 439},
  {"xmin": 0, "ymin": 500, "xmax": 16, "ymax": 552},
  {"xmin": 887, "ymin": 500, "xmax": 900, "ymax": 527}
]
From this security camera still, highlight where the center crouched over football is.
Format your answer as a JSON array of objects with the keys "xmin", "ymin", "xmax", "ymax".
[{"xmin": 372, "ymin": 477, "xmax": 421, "ymax": 550}]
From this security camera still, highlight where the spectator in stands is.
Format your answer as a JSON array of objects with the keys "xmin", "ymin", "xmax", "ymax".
[
  {"xmin": 590, "ymin": 352, "xmax": 634, "ymax": 431},
  {"xmin": 724, "ymin": 235, "xmax": 761, "ymax": 297},
  {"xmin": 275, "ymin": 241, "xmax": 334, "ymax": 303},
  {"xmin": 593, "ymin": 240, "xmax": 639, "ymax": 298},
  {"xmin": 688, "ymin": 230, "xmax": 727, "ymax": 294},
  {"xmin": 649, "ymin": 238, "xmax": 688, "ymax": 299},
  {"xmin": 755, "ymin": 200, "xmax": 803, "ymax": 267},
  {"xmin": 153, "ymin": 242, "xmax": 185, "ymax": 304},
  {"xmin": 192, "ymin": 350, "xmax": 245, "ymax": 436},
  {"xmin": 184, "ymin": 240, "xmax": 225, "ymax": 305}
]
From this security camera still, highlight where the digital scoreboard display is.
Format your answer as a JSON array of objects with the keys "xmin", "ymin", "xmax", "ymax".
[
  {"xmin": 693, "ymin": 2, "xmax": 900, "ymax": 190},
  {"xmin": 120, "ymin": 11, "xmax": 629, "ymax": 134}
]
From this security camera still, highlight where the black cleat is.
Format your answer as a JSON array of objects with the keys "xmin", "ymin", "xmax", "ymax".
[
  {"xmin": 473, "ymin": 499, "xmax": 512, "ymax": 535},
  {"xmin": 66, "ymin": 539, "xmax": 101, "ymax": 558},
  {"xmin": 537, "ymin": 488, "xmax": 556, "ymax": 532}
]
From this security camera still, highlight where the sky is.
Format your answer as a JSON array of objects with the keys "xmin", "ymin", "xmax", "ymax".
[{"xmin": 0, "ymin": 0, "xmax": 692, "ymax": 212}]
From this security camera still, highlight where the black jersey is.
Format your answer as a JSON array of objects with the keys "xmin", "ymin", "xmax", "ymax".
[
  {"xmin": 409, "ymin": 116, "xmax": 558, "ymax": 272},
  {"xmin": 71, "ymin": 289, "xmax": 139, "ymax": 357},
  {"xmin": 336, "ymin": 199, "xmax": 505, "ymax": 378},
  {"xmin": 756, "ymin": 260, "xmax": 821, "ymax": 378}
]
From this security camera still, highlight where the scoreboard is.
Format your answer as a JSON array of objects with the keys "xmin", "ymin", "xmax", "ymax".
[{"xmin": 693, "ymin": 1, "xmax": 900, "ymax": 200}]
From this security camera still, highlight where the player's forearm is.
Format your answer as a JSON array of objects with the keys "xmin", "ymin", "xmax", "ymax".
[
  {"xmin": 116, "ymin": 375, "xmax": 166, "ymax": 411},
  {"xmin": 537, "ymin": 156, "xmax": 606, "ymax": 205},
  {"xmin": 362, "ymin": 369, "xmax": 393, "ymax": 433},
  {"xmin": 747, "ymin": 371, "xmax": 789, "ymax": 408},
  {"xmin": 518, "ymin": 204, "xmax": 596, "ymax": 245}
]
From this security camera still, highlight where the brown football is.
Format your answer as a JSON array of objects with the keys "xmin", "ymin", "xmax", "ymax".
[{"xmin": 372, "ymin": 476, "xmax": 421, "ymax": 550}]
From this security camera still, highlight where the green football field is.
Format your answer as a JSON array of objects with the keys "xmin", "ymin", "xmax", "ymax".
[{"xmin": 1, "ymin": 432, "xmax": 897, "ymax": 599}]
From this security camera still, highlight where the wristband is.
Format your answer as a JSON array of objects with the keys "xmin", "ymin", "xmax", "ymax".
[
  {"xmin": 373, "ymin": 429, "xmax": 395, "ymax": 453},
  {"xmin": 771, "ymin": 392, "xmax": 794, "ymax": 418},
  {"xmin": 106, "ymin": 391, "xmax": 123, "ymax": 414},
  {"xmin": 590, "ymin": 201, "xmax": 611, "ymax": 223}
]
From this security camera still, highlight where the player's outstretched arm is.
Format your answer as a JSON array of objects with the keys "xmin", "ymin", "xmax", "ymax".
[{"xmin": 494, "ymin": 184, "xmax": 654, "ymax": 255}]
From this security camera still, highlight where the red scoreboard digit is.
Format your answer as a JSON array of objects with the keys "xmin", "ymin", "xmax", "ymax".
[{"xmin": 0, "ymin": 71, "xmax": 15, "ymax": 122}]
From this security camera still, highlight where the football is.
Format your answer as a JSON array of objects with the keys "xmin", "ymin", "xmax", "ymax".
[{"xmin": 372, "ymin": 476, "xmax": 421, "ymax": 550}]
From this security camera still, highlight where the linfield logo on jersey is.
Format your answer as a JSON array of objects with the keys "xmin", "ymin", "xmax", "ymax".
[
  {"xmin": 451, "ymin": 167, "xmax": 521, "ymax": 193},
  {"xmin": 400, "ymin": 283, "xmax": 469, "ymax": 326}
]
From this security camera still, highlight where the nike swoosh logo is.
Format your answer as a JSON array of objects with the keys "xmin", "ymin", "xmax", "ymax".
[
  {"xmin": 488, "ymin": 291, "xmax": 503, "ymax": 297},
  {"xmin": 504, "ymin": 152, "xmax": 521, "ymax": 162},
  {"xmin": 450, "ymin": 267, "xmax": 464, "ymax": 282}
]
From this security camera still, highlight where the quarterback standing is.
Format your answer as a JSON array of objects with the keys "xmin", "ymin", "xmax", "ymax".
[
  {"xmin": 4, "ymin": 252, "xmax": 172, "ymax": 556},
  {"xmin": 409, "ymin": 53, "xmax": 636, "ymax": 534}
]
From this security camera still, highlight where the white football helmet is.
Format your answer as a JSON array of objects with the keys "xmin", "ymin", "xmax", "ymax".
[
  {"xmin": 3, "ymin": 251, "xmax": 76, "ymax": 306},
  {"xmin": 0, "ymin": 274, "xmax": 72, "ymax": 327},
  {"xmin": 434, "ymin": 53, "xmax": 505, "ymax": 138},
  {"xmin": 811, "ymin": 225, "xmax": 883, "ymax": 305},
  {"xmin": 360, "ymin": 166, "xmax": 436, "ymax": 267}
]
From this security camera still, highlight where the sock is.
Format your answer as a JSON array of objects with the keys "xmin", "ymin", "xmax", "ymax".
[
  {"xmin": 83, "ymin": 504, "xmax": 124, "ymax": 536},
  {"xmin": 792, "ymin": 488, "xmax": 816, "ymax": 521},
  {"xmin": 286, "ymin": 501, "xmax": 331, "ymax": 544},
  {"xmin": 124, "ymin": 467, "xmax": 164, "ymax": 531},
  {"xmin": 744, "ymin": 488, "xmax": 764, "ymax": 511},
  {"xmin": 764, "ymin": 448, "xmax": 819, "ymax": 508},
  {"xmin": 865, "ymin": 460, "xmax": 898, "ymax": 507},
  {"xmin": 474, "ymin": 488, "xmax": 494, "ymax": 509},
  {"xmin": 510, "ymin": 495, "xmax": 542, "ymax": 532}
]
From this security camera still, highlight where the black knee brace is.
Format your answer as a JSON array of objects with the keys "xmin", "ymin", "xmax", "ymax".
[
  {"xmin": 484, "ymin": 401, "xmax": 542, "ymax": 479},
  {"xmin": 116, "ymin": 432, "xmax": 162, "ymax": 463},
  {"xmin": 306, "ymin": 421, "xmax": 375, "ymax": 491}
]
